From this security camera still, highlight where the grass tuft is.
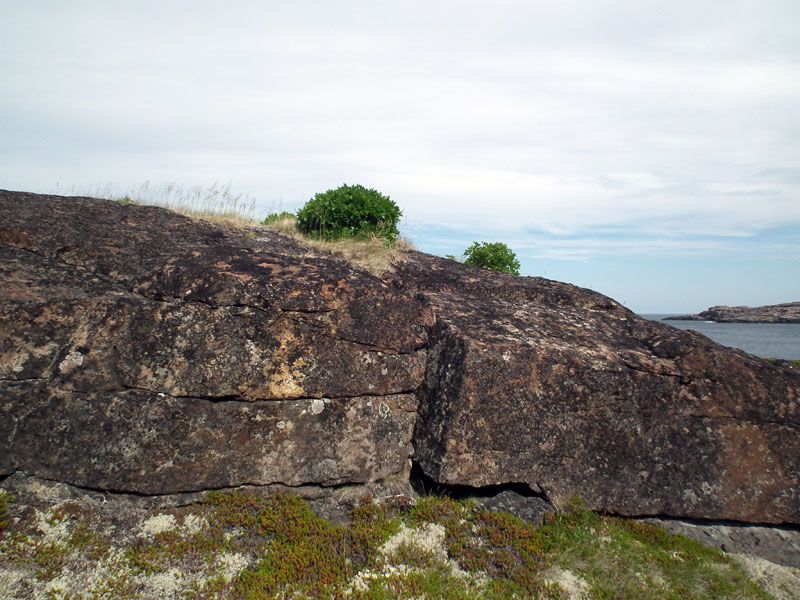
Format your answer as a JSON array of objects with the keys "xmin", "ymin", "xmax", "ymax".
[{"xmin": 70, "ymin": 181, "xmax": 415, "ymax": 276}]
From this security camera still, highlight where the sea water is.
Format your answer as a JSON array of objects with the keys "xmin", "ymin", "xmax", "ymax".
[{"xmin": 641, "ymin": 315, "xmax": 800, "ymax": 360}]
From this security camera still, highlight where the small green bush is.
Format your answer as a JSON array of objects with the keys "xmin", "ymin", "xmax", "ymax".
[
  {"xmin": 463, "ymin": 241, "xmax": 521, "ymax": 275},
  {"xmin": 296, "ymin": 184, "xmax": 402, "ymax": 243},
  {"xmin": 262, "ymin": 211, "xmax": 295, "ymax": 226}
]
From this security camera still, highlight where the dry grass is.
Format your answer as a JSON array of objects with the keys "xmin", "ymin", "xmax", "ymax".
[
  {"xmin": 261, "ymin": 213, "xmax": 416, "ymax": 277},
  {"xmin": 61, "ymin": 180, "xmax": 258, "ymax": 222},
  {"xmin": 62, "ymin": 181, "xmax": 416, "ymax": 276}
]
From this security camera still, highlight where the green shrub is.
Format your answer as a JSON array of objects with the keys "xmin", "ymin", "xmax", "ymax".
[
  {"xmin": 262, "ymin": 211, "xmax": 295, "ymax": 226},
  {"xmin": 463, "ymin": 241, "xmax": 521, "ymax": 275},
  {"xmin": 296, "ymin": 184, "xmax": 402, "ymax": 244}
]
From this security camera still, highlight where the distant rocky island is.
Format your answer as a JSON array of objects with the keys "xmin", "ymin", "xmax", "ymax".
[{"xmin": 665, "ymin": 302, "xmax": 800, "ymax": 323}]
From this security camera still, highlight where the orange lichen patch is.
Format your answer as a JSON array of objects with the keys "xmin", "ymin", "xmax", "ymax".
[
  {"xmin": 258, "ymin": 328, "xmax": 309, "ymax": 400},
  {"xmin": 0, "ymin": 227, "xmax": 33, "ymax": 249},
  {"xmin": 124, "ymin": 221, "xmax": 138, "ymax": 227},
  {"xmin": 320, "ymin": 279, "xmax": 352, "ymax": 303},
  {"xmin": 219, "ymin": 271, "xmax": 256, "ymax": 283}
]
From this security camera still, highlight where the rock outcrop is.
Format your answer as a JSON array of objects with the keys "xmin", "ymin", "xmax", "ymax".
[
  {"xmin": 666, "ymin": 302, "xmax": 800, "ymax": 323},
  {"xmin": 2, "ymin": 190, "xmax": 799, "ymax": 526},
  {"xmin": 398, "ymin": 255, "xmax": 800, "ymax": 524},
  {"xmin": 1, "ymin": 191, "xmax": 431, "ymax": 494}
]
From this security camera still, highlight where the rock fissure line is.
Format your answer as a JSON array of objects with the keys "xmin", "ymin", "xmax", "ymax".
[
  {"xmin": 17, "ymin": 472, "xmax": 366, "ymax": 501},
  {"xmin": 620, "ymin": 361, "xmax": 685, "ymax": 380},
  {"xmin": 409, "ymin": 461, "xmax": 551, "ymax": 503},
  {"xmin": 118, "ymin": 383, "xmax": 422, "ymax": 405},
  {"xmin": 138, "ymin": 291, "xmax": 278, "ymax": 316},
  {"xmin": 281, "ymin": 302, "xmax": 352, "ymax": 316},
  {"xmin": 281, "ymin": 312, "xmax": 425, "ymax": 355},
  {"xmin": 629, "ymin": 513, "xmax": 800, "ymax": 532}
]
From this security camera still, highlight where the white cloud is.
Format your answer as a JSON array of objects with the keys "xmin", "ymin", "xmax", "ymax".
[{"xmin": 1, "ymin": 0, "xmax": 798, "ymax": 267}]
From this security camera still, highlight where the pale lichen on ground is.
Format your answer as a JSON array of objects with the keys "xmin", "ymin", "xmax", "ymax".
[
  {"xmin": 732, "ymin": 553, "xmax": 800, "ymax": 600},
  {"xmin": 0, "ymin": 479, "xmax": 790, "ymax": 599}
]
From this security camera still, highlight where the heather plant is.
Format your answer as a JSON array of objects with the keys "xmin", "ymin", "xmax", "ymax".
[
  {"xmin": 0, "ymin": 489, "xmax": 778, "ymax": 599},
  {"xmin": 463, "ymin": 241, "xmax": 521, "ymax": 275},
  {"xmin": 296, "ymin": 184, "xmax": 402, "ymax": 244}
]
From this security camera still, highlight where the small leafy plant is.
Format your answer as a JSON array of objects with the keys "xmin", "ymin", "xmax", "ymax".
[
  {"xmin": 0, "ymin": 491, "xmax": 10, "ymax": 533},
  {"xmin": 463, "ymin": 241, "xmax": 521, "ymax": 275},
  {"xmin": 296, "ymin": 184, "xmax": 402, "ymax": 244}
]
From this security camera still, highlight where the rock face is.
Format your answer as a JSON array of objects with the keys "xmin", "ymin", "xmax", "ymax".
[
  {"xmin": 398, "ymin": 255, "xmax": 800, "ymax": 525},
  {"xmin": 1, "ymin": 191, "xmax": 431, "ymax": 494},
  {"xmin": 2, "ymin": 190, "xmax": 799, "ymax": 525},
  {"xmin": 666, "ymin": 302, "xmax": 800, "ymax": 323}
]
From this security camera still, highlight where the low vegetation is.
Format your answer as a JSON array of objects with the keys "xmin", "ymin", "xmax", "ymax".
[
  {"xmin": 73, "ymin": 181, "xmax": 530, "ymax": 277},
  {"xmin": 75, "ymin": 181, "xmax": 412, "ymax": 275},
  {"xmin": 764, "ymin": 358, "xmax": 800, "ymax": 370},
  {"xmin": 296, "ymin": 184, "xmax": 402, "ymax": 244},
  {"xmin": 0, "ymin": 488, "xmax": 782, "ymax": 599},
  {"xmin": 463, "ymin": 241, "xmax": 521, "ymax": 275},
  {"xmin": 66, "ymin": 180, "xmax": 259, "ymax": 226}
]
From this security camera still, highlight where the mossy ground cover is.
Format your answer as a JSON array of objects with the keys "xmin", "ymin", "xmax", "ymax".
[{"xmin": 0, "ymin": 488, "xmax": 781, "ymax": 600}]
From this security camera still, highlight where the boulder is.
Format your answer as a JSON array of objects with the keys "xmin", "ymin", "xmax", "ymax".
[
  {"xmin": 395, "ymin": 252, "xmax": 800, "ymax": 525},
  {"xmin": 1, "ymin": 191, "xmax": 431, "ymax": 493},
  {"xmin": 1, "ymin": 190, "xmax": 798, "ymax": 526}
]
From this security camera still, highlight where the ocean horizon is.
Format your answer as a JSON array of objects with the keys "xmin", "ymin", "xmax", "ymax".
[{"xmin": 640, "ymin": 314, "xmax": 800, "ymax": 360}]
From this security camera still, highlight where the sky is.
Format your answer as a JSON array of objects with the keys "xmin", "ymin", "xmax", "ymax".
[{"xmin": 2, "ymin": 1, "xmax": 799, "ymax": 313}]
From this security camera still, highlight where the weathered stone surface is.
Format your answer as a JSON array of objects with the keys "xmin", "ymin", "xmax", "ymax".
[
  {"xmin": 643, "ymin": 518, "xmax": 800, "ymax": 569},
  {"xmin": 3, "ymin": 382, "xmax": 417, "ymax": 494},
  {"xmin": 666, "ymin": 302, "xmax": 800, "ymax": 323},
  {"xmin": 396, "ymin": 253, "xmax": 800, "ymax": 525},
  {"xmin": 1, "ymin": 190, "xmax": 431, "ymax": 492},
  {"xmin": 2, "ymin": 190, "xmax": 799, "ymax": 527}
]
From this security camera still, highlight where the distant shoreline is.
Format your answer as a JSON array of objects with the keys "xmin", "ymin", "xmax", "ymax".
[{"xmin": 662, "ymin": 302, "xmax": 800, "ymax": 324}]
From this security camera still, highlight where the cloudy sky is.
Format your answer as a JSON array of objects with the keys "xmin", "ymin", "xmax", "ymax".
[{"xmin": 2, "ymin": 1, "xmax": 799, "ymax": 312}]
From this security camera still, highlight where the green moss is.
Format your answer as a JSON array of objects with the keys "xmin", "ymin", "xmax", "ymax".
[
  {"xmin": 0, "ymin": 489, "xmax": 779, "ymax": 599},
  {"xmin": 529, "ymin": 509, "xmax": 773, "ymax": 600},
  {"xmin": 0, "ymin": 491, "xmax": 10, "ymax": 533},
  {"xmin": 234, "ymin": 495, "xmax": 401, "ymax": 599}
]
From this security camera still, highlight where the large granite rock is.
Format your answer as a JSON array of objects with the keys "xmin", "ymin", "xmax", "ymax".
[
  {"xmin": 1, "ymin": 191, "xmax": 431, "ymax": 493},
  {"xmin": 1, "ymin": 190, "xmax": 799, "ymax": 526},
  {"xmin": 399, "ymin": 253, "xmax": 799, "ymax": 524},
  {"xmin": 666, "ymin": 302, "xmax": 800, "ymax": 323}
]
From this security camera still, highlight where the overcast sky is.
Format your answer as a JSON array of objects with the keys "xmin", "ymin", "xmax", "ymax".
[{"xmin": 2, "ymin": 1, "xmax": 799, "ymax": 312}]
